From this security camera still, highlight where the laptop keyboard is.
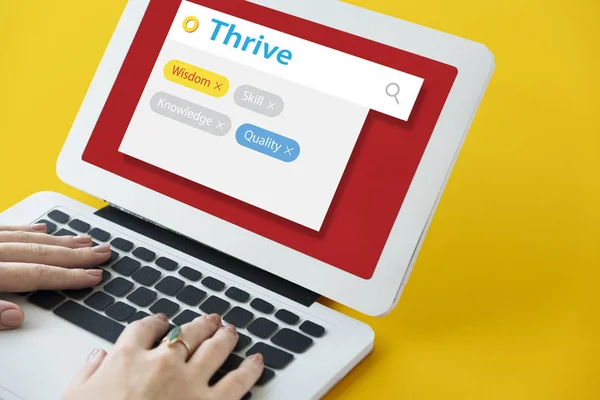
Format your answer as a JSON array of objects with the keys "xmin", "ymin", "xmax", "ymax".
[{"xmin": 22, "ymin": 208, "xmax": 327, "ymax": 398}]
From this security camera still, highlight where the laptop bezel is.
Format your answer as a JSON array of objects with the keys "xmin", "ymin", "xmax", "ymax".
[{"xmin": 57, "ymin": 0, "xmax": 494, "ymax": 316}]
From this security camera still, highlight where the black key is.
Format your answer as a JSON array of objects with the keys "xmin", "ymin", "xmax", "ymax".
[
  {"xmin": 104, "ymin": 277, "xmax": 134, "ymax": 297},
  {"xmin": 176, "ymin": 286, "xmax": 206, "ymax": 306},
  {"xmin": 271, "ymin": 328, "xmax": 313, "ymax": 353},
  {"xmin": 155, "ymin": 276, "xmax": 184, "ymax": 296},
  {"xmin": 132, "ymin": 266, "xmax": 161, "ymax": 286},
  {"xmin": 127, "ymin": 287, "xmax": 157, "ymax": 307},
  {"xmin": 28, "ymin": 291, "xmax": 65, "ymax": 310},
  {"xmin": 247, "ymin": 318, "xmax": 278, "ymax": 339},
  {"xmin": 256, "ymin": 368, "xmax": 275, "ymax": 386},
  {"xmin": 246, "ymin": 343, "xmax": 293, "ymax": 369},
  {"xmin": 63, "ymin": 287, "xmax": 93, "ymax": 300},
  {"xmin": 172, "ymin": 310, "xmax": 201, "ymax": 326},
  {"xmin": 101, "ymin": 250, "xmax": 119, "ymax": 266},
  {"xmin": 54, "ymin": 300, "xmax": 124, "ymax": 344},
  {"xmin": 89, "ymin": 227, "xmax": 110, "ymax": 242},
  {"xmin": 54, "ymin": 228, "xmax": 76, "ymax": 237},
  {"xmin": 299, "ymin": 320, "xmax": 325, "ymax": 338},
  {"xmin": 99, "ymin": 270, "xmax": 112, "ymax": 285},
  {"xmin": 36, "ymin": 219, "xmax": 57, "ymax": 234},
  {"xmin": 209, "ymin": 370, "xmax": 225, "ymax": 386},
  {"xmin": 84, "ymin": 292, "xmax": 115, "ymax": 311},
  {"xmin": 199, "ymin": 296, "xmax": 230, "ymax": 315},
  {"xmin": 178, "ymin": 266, "xmax": 202, "ymax": 281},
  {"xmin": 223, "ymin": 307, "xmax": 254, "ymax": 328},
  {"xmin": 207, "ymin": 370, "xmax": 253, "ymax": 400},
  {"xmin": 250, "ymin": 298, "xmax": 274, "ymax": 314},
  {"xmin": 220, "ymin": 353, "xmax": 244, "ymax": 372},
  {"xmin": 155, "ymin": 256, "xmax": 178, "ymax": 271},
  {"xmin": 234, "ymin": 333, "xmax": 252, "ymax": 352},
  {"xmin": 132, "ymin": 247, "xmax": 155, "ymax": 262},
  {"xmin": 48, "ymin": 209, "xmax": 69, "ymax": 223},
  {"xmin": 68, "ymin": 219, "xmax": 90, "ymax": 233},
  {"xmin": 201, "ymin": 276, "xmax": 225, "ymax": 292},
  {"xmin": 111, "ymin": 237, "xmax": 134, "ymax": 252},
  {"xmin": 275, "ymin": 309, "xmax": 299, "ymax": 325},
  {"xmin": 225, "ymin": 287, "xmax": 250, "ymax": 303},
  {"xmin": 149, "ymin": 298, "xmax": 180, "ymax": 318},
  {"xmin": 105, "ymin": 301, "xmax": 136, "ymax": 322},
  {"xmin": 112, "ymin": 256, "xmax": 141, "ymax": 276},
  {"xmin": 128, "ymin": 311, "xmax": 150, "ymax": 324}
]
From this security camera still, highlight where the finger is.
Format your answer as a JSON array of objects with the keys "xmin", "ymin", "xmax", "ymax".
[
  {"xmin": 190, "ymin": 323, "xmax": 239, "ymax": 380},
  {"xmin": 0, "ymin": 263, "xmax": 103, "ymax": 292},
  {"xmin": 157, "ymin": 314, "xmax": 222, "ymax": 361},
  {"xmin": 0, "ymin": 300, "xmax": 24, "ymax": 330},
  {"xmin": 69, "ymin": 348, "xmax": 107, "ymax": 387},
  {"xmin": 0, "ymin": 224, "xmax": 47, "ymax": 233},
  {"xmin": 211, "ymin": 354, "xmax": 264, "ymax": 400},
  {"xmin": 0, "ymin": 231, "xmax": 93, "ymax": 249},
  {"xmin": 116, "ymin": 313, "xmax": 170, "ymax": 350},
  {"xmin": 0, "ymin": 243, "xmax": 111, "ymax": 267}
]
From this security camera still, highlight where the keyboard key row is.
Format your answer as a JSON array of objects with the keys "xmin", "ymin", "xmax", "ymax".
[{"xmin": 42, "ymin": 211, "xmax": 327, "ymax": 360}]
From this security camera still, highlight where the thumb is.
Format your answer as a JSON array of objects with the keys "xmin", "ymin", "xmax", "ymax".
[
  {"xmin": 0, "ymin": 300, "xmax": 24, "ymax": 330},
  {"xmin": 69, "ymin": 348, "xmax": 107, "ymax": 387}
]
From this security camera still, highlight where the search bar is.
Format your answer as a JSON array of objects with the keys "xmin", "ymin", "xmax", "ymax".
[{"xmin": 167, "ymin": 1, "xmax": 424, "ymax": 121}]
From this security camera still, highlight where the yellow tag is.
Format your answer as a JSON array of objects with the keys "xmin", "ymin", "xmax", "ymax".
[{"xmin": 163, "ymin": 60, "xmax": 230, "ymax": 98}]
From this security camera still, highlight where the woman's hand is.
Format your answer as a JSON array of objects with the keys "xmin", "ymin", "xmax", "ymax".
[
  {"xmin": 63, "ymin": 313, "xmax": 264, "ymax": 400},
  {"xmin": 0, "ymin": 224, "xmax": 111, "ymax": 330}
]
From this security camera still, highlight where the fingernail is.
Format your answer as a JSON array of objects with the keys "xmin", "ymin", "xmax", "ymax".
[
  {"xmin": 73, "ymin": 235, "xmax": 92, "ymax": 244},
  {"xmin": 86, "ymin": 269, "xmax": 104, "ymax": 276},
  {"xmin": 93, "ymin": 244, "xmax": 111, "ymax": 253},
  {"xmin": 155, "ymin": 313, "xmax": 168, "ymax": 322},
  {"xmin": 249, "ymin": 353, "xmax": 263, "ymax": 365},
  {"xmin": 0, "ymin": 309, "xmax": 24, "ymax": 328},
  {"xmin": 224, "ymin": 324, "xmax": 237, "ymax": 335},
  {"xmin": 87, "ymin": 348, "xmax": 99, "ymax": 361},
  {"xmin": 207, "ymin": 314, "xmax": 221, "ymax": 325},
  {"xmin": 31, "ymin": 223, "xmax": 47, "ymax": 232}
]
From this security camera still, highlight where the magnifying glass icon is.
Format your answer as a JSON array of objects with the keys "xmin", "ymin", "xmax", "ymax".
[{"xmin": 386, "ymin": 83, "xmax": 400, "ymax": 105}]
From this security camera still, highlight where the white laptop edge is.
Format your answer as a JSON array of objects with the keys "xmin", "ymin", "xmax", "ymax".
[{"xmin": 56, "ymin": 0, "xmax": 494, "ymax": 317}]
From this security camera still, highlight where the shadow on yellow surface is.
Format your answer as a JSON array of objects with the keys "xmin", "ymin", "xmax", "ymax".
[{"xmin": 0, "ymin": 1, "xmax": 599, "ymax": 399}]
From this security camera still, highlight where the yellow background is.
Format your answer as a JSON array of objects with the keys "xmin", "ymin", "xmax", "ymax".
[{"xmin": 1, "ymin": 0, "xmax": 599, "ymax": 399}]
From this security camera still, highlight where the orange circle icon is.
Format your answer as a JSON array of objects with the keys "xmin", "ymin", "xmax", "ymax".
[{"xmin": 183, "ymin": 16, "xmax": 199, "ymax": 33}]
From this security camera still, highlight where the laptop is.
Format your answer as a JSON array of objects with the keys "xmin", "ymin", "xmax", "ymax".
[{"xmin": 0, "ymin": 0, "xmax": 494, "ymax": 398}]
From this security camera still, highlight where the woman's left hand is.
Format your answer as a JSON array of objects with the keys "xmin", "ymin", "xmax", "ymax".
[{"xmin": 0, "ymin": 224, "xmax": 111, "ymax": 330}]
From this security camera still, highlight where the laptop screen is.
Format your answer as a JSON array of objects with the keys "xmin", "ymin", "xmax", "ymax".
[{"xmin": 83, "ymin": 0, "xmax": 457, "ymax": 280}]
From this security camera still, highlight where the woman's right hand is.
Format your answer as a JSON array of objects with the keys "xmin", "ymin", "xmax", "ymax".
[{"xmin": 63, "ymin": 313, "xmax": 264, "ymax": 400}]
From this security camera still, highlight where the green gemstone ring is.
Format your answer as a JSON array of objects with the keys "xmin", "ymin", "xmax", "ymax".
[{"xmin": 160, "ymin": 326, "xmax": 192, "ymax": 357}]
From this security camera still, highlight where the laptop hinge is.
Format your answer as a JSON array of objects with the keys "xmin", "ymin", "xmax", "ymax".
[{"xmin": 94, "ymin": 205, "xmax": 319, "ymax": 307}]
